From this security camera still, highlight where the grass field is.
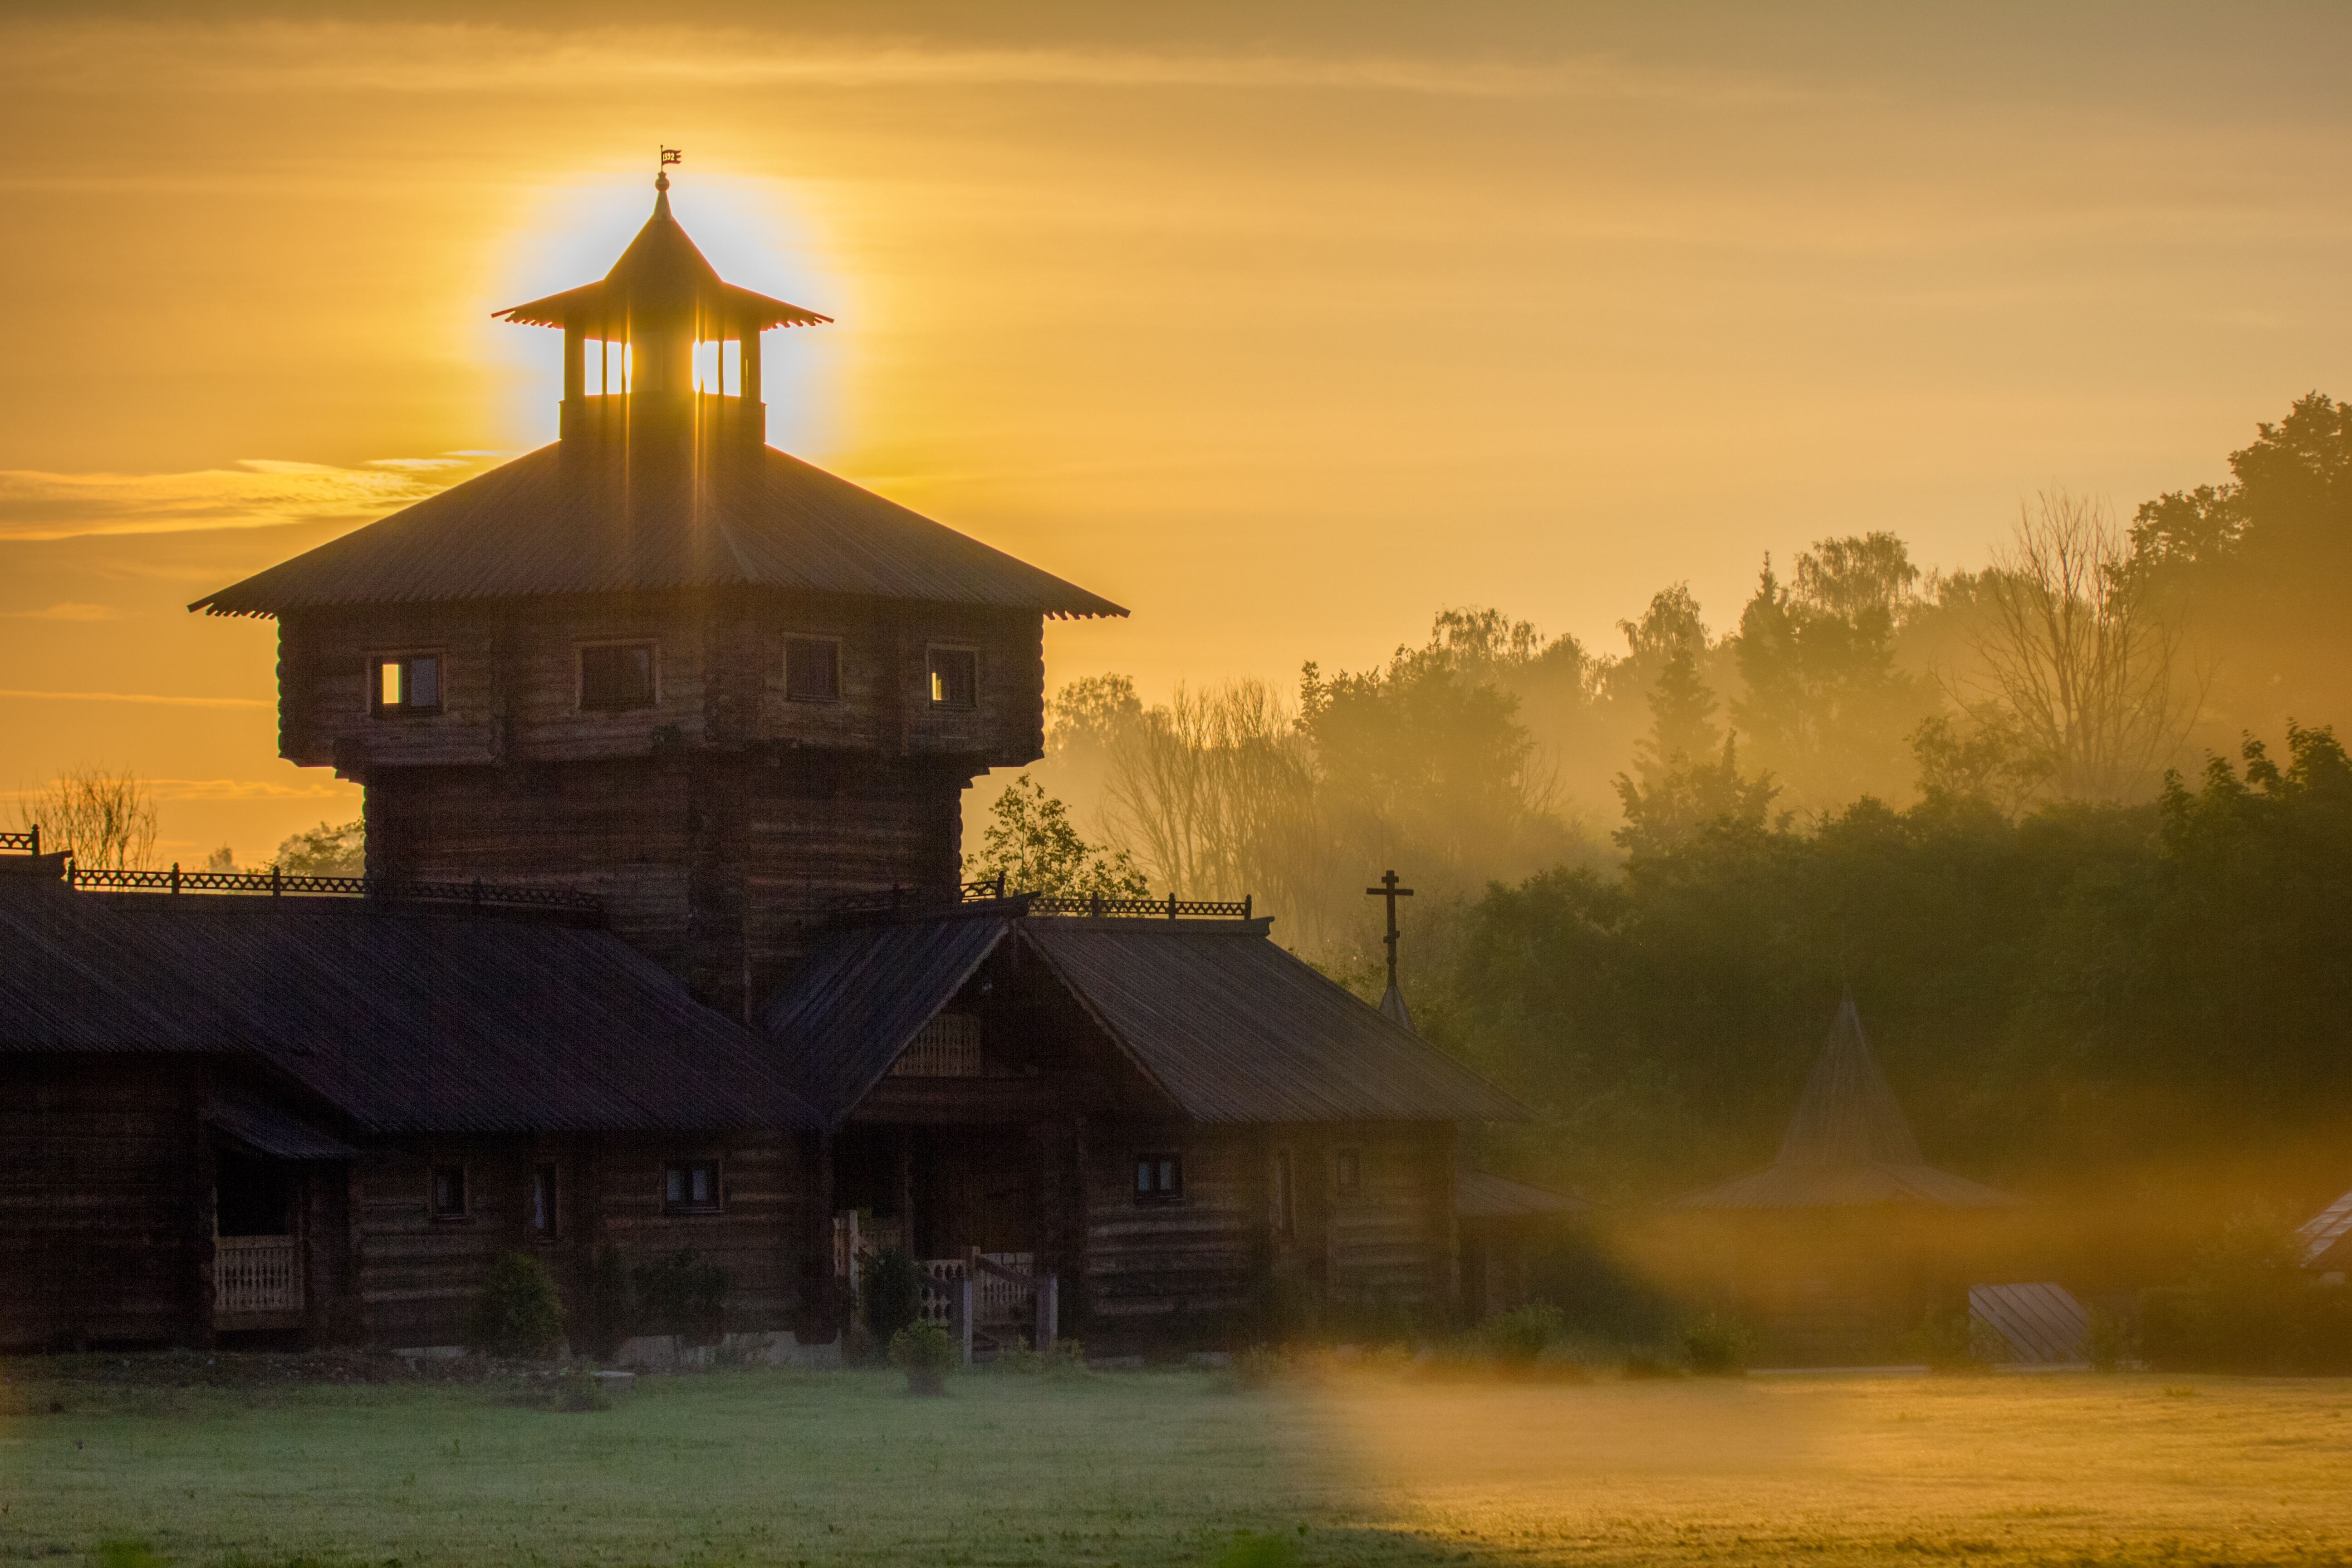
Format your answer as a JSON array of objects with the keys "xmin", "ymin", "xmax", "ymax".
[{"xmin": 1, "ymin": 1363, "xmax": 2349, "ymax": 1566}]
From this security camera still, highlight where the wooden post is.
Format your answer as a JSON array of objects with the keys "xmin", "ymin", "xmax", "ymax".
[
  {"xmin": 740, "ymin": 319, "xmax": 762, "ymax": 407},
  {"xmin": 956, "ymin": 1276, "xmax": 974, "ymax": 1367},
  {"xmin": 1037, "ymin": 1272, "xmax": 1058, "ymax": 1353}
]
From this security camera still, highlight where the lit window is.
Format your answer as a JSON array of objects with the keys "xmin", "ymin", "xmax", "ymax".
[
  {"xmin": 429, "ymin": 1164, "xmax": 467, "ymax": 1220},
  {"xmin": 1135, "ymin": 1151, "xmax": 1182, "ymax": 1205},
  {"xmin": 580, "ymin": 644, "xmax": 656, "ymax": 711},
  {"xmin": 784, "ymin": 637, "xmax": 842, "ymax": 702},
  {"xmin": 928, "ymin": 647, "xmax": 977, "ymax": 708},
  {"xmin": 372, "ymin": 654, "xmax": 442, "ymax": 715},
  {"xmin": 531, "ymin": 1164, "xmax": 559, "ymax": 1239},
  {"xmin": 665, "ymin": 1160, "xmax": 722, "ymax": 1214},
  {"xmin": 1334, "ymin": 1148, "xmax": 1362, "ymax": 1196}
]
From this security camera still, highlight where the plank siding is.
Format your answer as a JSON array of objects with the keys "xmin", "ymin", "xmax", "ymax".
[{"xmin": 0, "ymin": 1057, "xmax": 201, "ymax": 1350}]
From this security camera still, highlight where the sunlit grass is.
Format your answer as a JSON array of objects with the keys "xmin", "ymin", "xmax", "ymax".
[{"xmin": 0, "ymin": 1367, "xmax": 2347, "ymax": 1565}]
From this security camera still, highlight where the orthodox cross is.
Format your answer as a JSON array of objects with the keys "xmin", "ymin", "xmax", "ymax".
[{"xmin": 1365, "ymin": 869, "xmax": 1415, "ymax": 993}]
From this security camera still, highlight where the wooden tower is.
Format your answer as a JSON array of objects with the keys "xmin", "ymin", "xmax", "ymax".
[{"xmin": 194, "ymin": 170, "xmax": 1125, "ymax": 1016}]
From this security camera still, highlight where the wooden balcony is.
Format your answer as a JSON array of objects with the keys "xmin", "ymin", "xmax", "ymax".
[{"xmin": 216, "ymin": 1234, "xmax": 303, "ymax": 1324}]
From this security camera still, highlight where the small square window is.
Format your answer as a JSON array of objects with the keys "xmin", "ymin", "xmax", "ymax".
[
  {"xmin": 1135, "ymin": 1151, "xmax": 1182, "ymax": 1205},
  {"xmin": 429, "ymin": 1164, "xmax": 467, "ymax": 1220},
  {"xmin": 372, "ymin": 654, "xmax": 443, "ymax": 715},
  {"xmin": 927, "ymin": 647, "xmax": 977, "ymax": 709},
  {"xmin": 580, "ymin": 643, "xmax": 657, "ymax": 711},
  {"xmin": 784, "ymin": 637, "xmax": 842, "ymax": 702},
  {"xmin": 530, "ymin": 1164, "xmax": 559, "ymax": 1239},
  {"xmin": 665, "ymin": 1160, "xmax": 722, "ymax": 1214},
  {"xmin": 1334, "ymin": 1148, "xmax": 1362, "ymax": 1196}
]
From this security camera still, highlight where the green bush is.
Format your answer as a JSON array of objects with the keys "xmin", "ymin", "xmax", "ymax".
[
  {"xmin": 1906, "ymin": 1307, "xmax": 2004, "ymax": 1374},
  {"xmin": 632, "ymin": 1249, "xmax": 730, "ymax": 1346},
  {"xmin": 890, "ymin": 1319, "xmax": 959, "ymax": 1395},
  {"xmin": 578, "ymin": 1247, "xmax": 633, "ymax": 1359},
  {"xmin": 2085, "ymin": 1305, "xmax": 2137, "ymax": 1372},
  {"xmin": 1230, "ymin": 1344, "xmax": 1284, "ymax": 1389},
  {"xmin": 1478, "ymin": 1303, "xmax": 1564, "ymax": 1366},
  {"xmin": 1681, "ymin": 1315, "xmax": 1752, "ymax": 1376},
  {"xmin": 861, "ymin": 1247, "xmax": 926, "ymax": 1350},
  {"xmin": 555, "ymin": 1367, "xmax": 612, "ymax": 1412},
  {"xmin": 464, "ymin": 1252, "xmax": 567, "ymax": 1360},
  {"xmin": 2139, "ymin": 1215, "xmax": 2352, "ymax": 1374}
]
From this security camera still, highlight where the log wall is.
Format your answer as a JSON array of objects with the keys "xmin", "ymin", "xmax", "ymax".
[
  {"xmin": 347, "ymin": 1130, "xmax": 806, "ymax": 1350},
  {"xmin": 277, "ymin": 591, "xmax": 1044, "ymax": 774},
  {"xmin": 0, "ymin": 1057, "xmax": 202, "ymax": 1351}
]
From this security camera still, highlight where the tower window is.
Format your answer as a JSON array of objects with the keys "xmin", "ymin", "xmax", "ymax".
[
  {"xmin": 665, "ymin": 1160, "xmax": 723, "ymax": 1214},
  {"xmin": 928, "ymin": 647, "xmax": 977, "ymax": 709},
  {"xmin": 372, "ymin": 653, "xmax": 442, "ymax": 715},
  {"xmin": 1135, "ymin": 1151, "xmax": 1182, "ymax": 1205},
  {"xmin": 580, "ymin": 643, "xmax": 657, "ymax": 711},
  {"xmin": 784, "ymin": 636, "xmax": 842, "ymax": 702}
]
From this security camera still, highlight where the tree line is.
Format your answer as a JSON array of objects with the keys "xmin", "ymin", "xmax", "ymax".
[{"xmin": 981, "ymin": 392, "xmax": 2352, "ymax": 1229}]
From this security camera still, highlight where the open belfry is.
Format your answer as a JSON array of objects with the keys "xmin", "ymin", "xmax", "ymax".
[
  {"xmin": 0, "ymin": 167, "xmax": 1518, "ymax": 1358},
  {"xmin": 194, "ymin": 167, "xmax": 1123, "ymax": 1017}
]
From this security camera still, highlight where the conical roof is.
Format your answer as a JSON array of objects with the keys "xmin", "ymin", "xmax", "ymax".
[
  {"xmin": 495, "ymin": 178, "xmax": 830, "ymax": 335},
  {"xmin": 1671, "ymin": 998, "xmax": 2013, "ymax": 1210},
  {"xmin": 1776, "ymin": 996, "xmax": 1922, "ymax": 1166}
]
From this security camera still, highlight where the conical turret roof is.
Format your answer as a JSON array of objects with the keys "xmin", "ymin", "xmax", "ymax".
[
  {"xmin": 495, "ymin": 177, "xmax": 830, "ymax": 334},
  {"xmin": 1671, "ymin": 998, "xmax": 2013, "ymax": 1209}
]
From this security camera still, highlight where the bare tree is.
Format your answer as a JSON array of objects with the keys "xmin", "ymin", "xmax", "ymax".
[
  {"xmin": 1101, "ymin": 680, "xmax": 1333, "ymax": 941},
  {"xmin": 17, "ymin": 766, "xmax": 158, "ymax": 870},
  {"xmin": 1966, "ymin": 489, "xmax": 2195, "ymax": 801}
]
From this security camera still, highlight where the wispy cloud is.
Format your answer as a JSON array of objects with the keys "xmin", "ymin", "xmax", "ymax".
[
  {"xmin": 0, "ymin": 454, "xmax": 502, "ymax": 542},
  {"xmin": 0, "ymin": 602, "xmax": 122, "ymax": 621},
  {"xmin": 0, "ymin": 20, "xmax": 1798, "ymax": 108},
  {"xmin": 0, "ymin": 688, "xmax": 271, "ymax": 709}
]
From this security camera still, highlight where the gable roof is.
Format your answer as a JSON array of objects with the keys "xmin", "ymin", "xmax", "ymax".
[
  {"xmin": 760, "ymin": 913, "xmax": 1526, "ymax": 1125},
  {"xmin": 760, "ymin": 913, "xmax": 1014, "ymax": 1115},
  {"xmin": 2298, "ymin": 1187, "xmax": 2352, "ymax": 1268},
  {"xmin": 191, "ymin": 441, "xmax": 1126, "ymax": 620},
  {"xmin": 1456, "ymin": 1168, "xmax": 1589, "ymax": 1220},
  {"xmin": 1673, "ymin": 999, "xmax": 2012, "ymax": 1210},
  {"xmin": 1021, "ymin": 921, "xmax": 1524, "ymax": 1124},
  {"xmin": 0, "ymin": 884, "xmax": 818, "ymax": 1134}
]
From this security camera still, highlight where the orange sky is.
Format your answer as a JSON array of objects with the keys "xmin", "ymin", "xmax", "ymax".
[{"xmin": 3, "ymin": 3, "xmax": 2349, "ymax": 863}]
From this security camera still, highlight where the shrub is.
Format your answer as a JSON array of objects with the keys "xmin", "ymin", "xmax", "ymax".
[
  {"xmin": 861, "ymin": 1247, "xmax": 926, "ymax": 1350},
  {"xmin": 632, "ymin": 1249, "xmax": 730, "ymax": 1346},
  {"xmin": 2085, "ymin": 1305, "xmax": 2137, "ymax": 1372},
  {"xmin": 578, "ymin": 1247, "xmax": 634, "ymax": 1359},
  {"xmin": 555, "ymin": 1367, "xmax": 612, "ymax": 1412},
  {"xmin": 464, "ymin": 1252, "xmax": 567, "ymax": 1360},
  {"xmin": 1478, "ymin": 1303, "xmax": 1564, "ymax": 1366},
  {"xmin": 890, "ymin": 1319, "xmax": 959, "ymax": 1395},
  {"xmin": 1230, "ymin": 1344, "xmax": 1284, "ymax": 1389},
  {"xmin": 1681, "ymin": 1315, "xmax": 1752, "ymax": 1376},
  {"xmin": 1907, "ymin": 1307, "xmax": 2004, "ymax": 1375},
  {"xmin": 1621, "ymin": 1352, "xmax": 1685, "ymax": 1380}
]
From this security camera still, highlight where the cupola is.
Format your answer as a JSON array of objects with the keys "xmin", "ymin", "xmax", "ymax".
[{"xmin": 495, "ymin": 165, "xmax": 831, "ymax": 447}]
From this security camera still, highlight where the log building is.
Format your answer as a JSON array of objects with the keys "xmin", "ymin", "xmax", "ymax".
[{"xmin": 0, "ymin": 172, "xmax": 1519, "ymax": 1356}]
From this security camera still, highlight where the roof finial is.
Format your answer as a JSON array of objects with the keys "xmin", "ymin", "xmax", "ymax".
[{"xmin": 655, "ymin": 147, "xmax": 681, "ymax": 210}]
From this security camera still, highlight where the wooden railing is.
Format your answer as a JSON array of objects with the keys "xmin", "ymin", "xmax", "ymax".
[
  {"xmin": 0, "ymin": 828, "xmax": 36, "ymax": 854},
  {"xmin": 828, "ymin": 878, "xmax": 1254, "ymax": 922},
  {"xmin": 216, "ymin": 1235, "xmax": 302, "ymax": 1315},
  {"xmin": 61, "ymin": 864, "xmax": 602, "ymax": 916}
]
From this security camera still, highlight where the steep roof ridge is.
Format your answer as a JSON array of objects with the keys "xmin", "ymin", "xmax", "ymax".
[{"xmin": 1774, "ymin": 994, "xmax": 1925, "ymax": 1167}]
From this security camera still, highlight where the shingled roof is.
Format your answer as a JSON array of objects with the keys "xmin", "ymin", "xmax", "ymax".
[
  {"xmin": 0, "ymin": 881, "xmax": 818, "ymax": 1134},
  {"xmin": 191, "ymin": 441, "xmax": 1126, "ymax": 619},
  {"xmin": 762, "ymin": 912, "xmax": 1526, "ymax": 1125},
  {"xmin": 1672, "ymin": 999, "xmax": 2013, "ymax": 1210}
]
